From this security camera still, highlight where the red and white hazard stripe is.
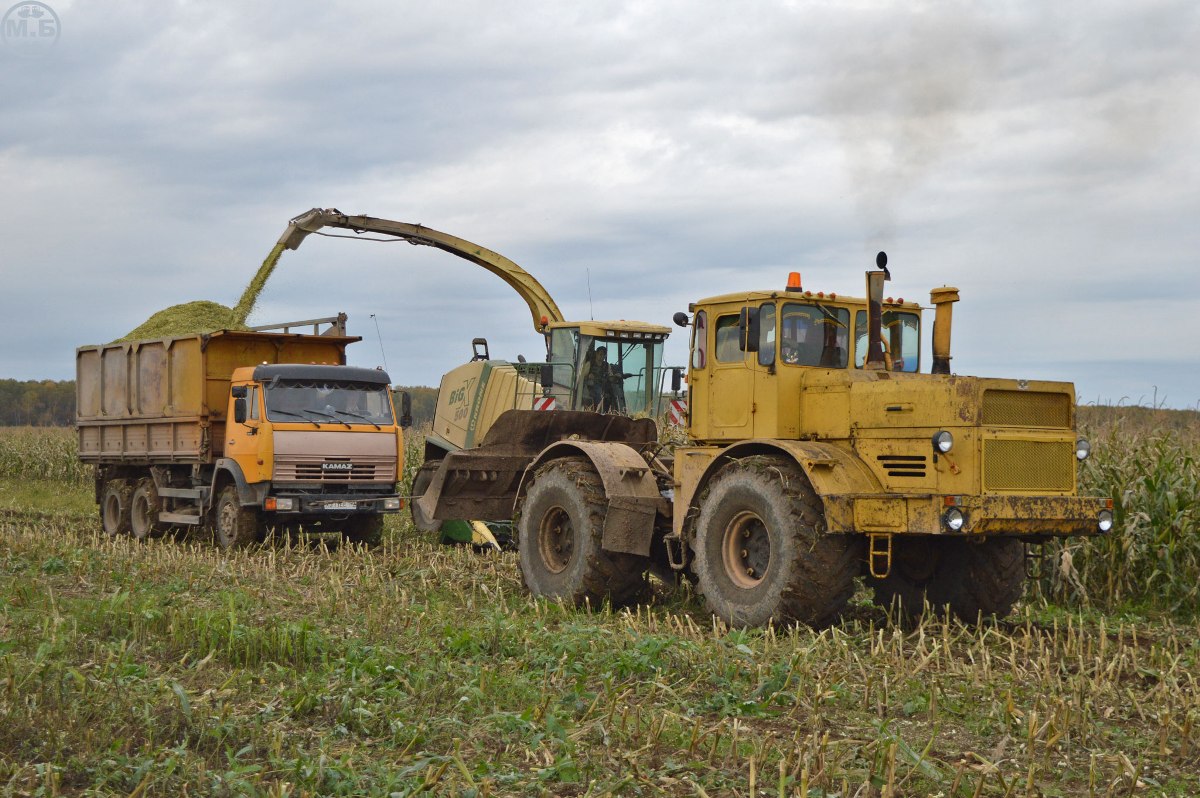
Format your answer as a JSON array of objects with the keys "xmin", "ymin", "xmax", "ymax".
[
  {"xmin": 667, "ymin": 398, "xmax": 687, "ymax": 426},
  {"xmin": 533, "ymin": 396, "xmax": 557, "ymax": 411}
]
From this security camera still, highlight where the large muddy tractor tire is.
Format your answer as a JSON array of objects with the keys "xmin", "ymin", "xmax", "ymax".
[
  {"xmin": 100, "ymin": 479, "xmax": 132, "ymax": 537},
  {"xmin": 927, "ymin": 537, "xmax": 1026, "ymax": 622},
  {"xmin": 214, "ymin": 485, "xmax": 261, "ymax": 550},
  {"xmin": 410, "ymin": 461, "xmax": 441, "ymax": 533},
  {"xmin": 692, "ymin": 456, "xmax": 859, "ymax": 629},
  {"xmin": 129, "ymin": 478, "xmax": 163, "ymax": 541},
  {"xmin": 517, "ymin": 457, "xmax": 648, "ymax": 608},
  {"xmin": 343, "ymin": 514, "xmax": 385, "ymax": 547}
]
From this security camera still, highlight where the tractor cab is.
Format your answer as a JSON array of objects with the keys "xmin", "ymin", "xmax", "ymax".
[{"xmin": 544, "ymin": 320, "xmax": 672, "ymax": 415}]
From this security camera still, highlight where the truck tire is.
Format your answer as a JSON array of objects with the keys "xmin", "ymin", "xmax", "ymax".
[
  {"xmin": 100, "ymin": 479, "xmax": 133, "ymax": 537},
  {"xmin": 692, "ymin": 456, "xmax": 859, "ymax": 629},
  {"xmin": 343, "ymin": 514, "xmax": 385, "ymax": 547},
  {"xmin": 410, "ymin": 461, "xmax": 441, "ymax": 533},
  {"xmin": 129, "ymin": 478, "xmax": 162, "ymax": 540},
  {"xmin": 927, "ymin": 537, "xmax": 1026, "ymax": 622},
  {"xmin": 214, "ymin": 485, "xmax": 260, "ymax": 550},
  {"xmin": 517, "ymin": 457, "xmax": 648, "ymax": 608}
]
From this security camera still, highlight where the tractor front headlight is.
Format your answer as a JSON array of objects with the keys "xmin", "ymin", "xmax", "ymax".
[
  {"xmin": 943, "ymin": 507, "xmax": 965, "ymax": 532},
  {"xmin": 932, "ymin": 430, "xmax": 954, "ymax": 454},
  {"xmin": 1076, "ymin": 439, "xmax": 1091, "ymax": 461}
]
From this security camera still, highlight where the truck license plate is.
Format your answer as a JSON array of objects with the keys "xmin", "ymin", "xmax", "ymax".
[{"xmin": 325, "ymin": 501, "xmax": 356, "ymax": 510}]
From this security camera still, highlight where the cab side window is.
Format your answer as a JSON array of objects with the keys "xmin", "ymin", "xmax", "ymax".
[
  {"xmin": 757, "ymin": 303, "xmax": 776, "ymax": 367},
  {"xmin": 715, "ymin": 314, "xmax": 741, "ymax": 362},
  {"xmin": 691, "ymin": 310, "xmax": 708, "ymax": 369},
  {"xmin": 247, "ymin": 386, "xmax": 260, "ymax": 420}
]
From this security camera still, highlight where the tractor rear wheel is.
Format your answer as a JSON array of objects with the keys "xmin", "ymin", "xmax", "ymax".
[
  {"xmin": 214, "ymin": 485, "xmax": 260, "ymax": 550},
  {"xmin": 517, "ymin": 457, "xmax": 647, "ymax": 608},
  {"xmin": 927, "ymin": 537, "xmax": 1026, "ymax": 622},
  {"xmin": 100, "ymin": 479, "xmax": 132, "ymax": 537},
  {"xmin": 692, "ymin": 456, "xmax": 859, "ymax": 629}
]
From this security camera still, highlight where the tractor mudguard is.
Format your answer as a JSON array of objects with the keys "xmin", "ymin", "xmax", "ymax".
[{"xmin": 520, "ymin": 440, "xmax": 664, "ymax": 557}]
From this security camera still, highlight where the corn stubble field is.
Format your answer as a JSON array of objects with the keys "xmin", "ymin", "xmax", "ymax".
[{"xmin": 1, "ymin": 407, "xmax": 1198, "ymax": 797}]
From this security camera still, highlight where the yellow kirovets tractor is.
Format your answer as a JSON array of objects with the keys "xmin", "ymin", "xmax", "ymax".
[
  {"xmin": 275, "ymin": 209, "xmax": 678, "ymax": 547},
  {"xmin": 416, "ymin": 249, "xmax": 1111, "ymax": 627}
]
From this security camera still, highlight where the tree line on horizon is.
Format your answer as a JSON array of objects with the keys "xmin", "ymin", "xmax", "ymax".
[{"xmin": 0, "ymin": 379, "xmax": 440, "ymax": 429}]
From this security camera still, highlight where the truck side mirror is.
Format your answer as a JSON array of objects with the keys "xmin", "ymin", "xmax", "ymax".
[
  {"xmin": 738, "ymin": 307, "xmax": 760, "ymax": 352},
  {"xmin": 540, "ymin": 364, "xmax": 554, "ymax": 389},
  {"xmin": 397, "ymin": 391, "xmax": 413, "ymax": 428},
  {"xmin": 670, "ymin": 367, "xmax": 683, "ymax": 393},
  {"xmin": 233, "ymin": 397, "xmax": 248, "ymax": 424}
]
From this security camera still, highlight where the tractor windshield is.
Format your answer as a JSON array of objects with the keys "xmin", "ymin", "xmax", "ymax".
[
  {"xmin": 547, "ymin": 328, "xmax": 666, "ymax": 414},
  {"xmin": 264, "ymin": 380, "xmax": 395, "ymax": 425}
]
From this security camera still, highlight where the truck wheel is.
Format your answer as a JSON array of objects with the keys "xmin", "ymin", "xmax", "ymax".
[
  {"xmin": 692, "ymin": 456, "xmax": 859, "ymax": 629},
  {"xmin": 343, "ymin": 515, "xmax": 385, "ymax": 547},
  {"xmin": 867, "ymin": 537, "xmax": 941, "ymax": 621},
  {"xmin": 129, "ymin": 478, "xmax": 162, "ymax": 540},
  {"xmin": 410, "ymin": 461, "xmax": 441, "ymax": 533},
  {"xmin": 927, "ymin": 537, "xmax": 1026, "ymax": 622},
  {"xmin": 214, "ymin": 485, "xmax": 260, "ymax": 549},
  {"xmin": 100, "ymin": 479, "xmax": 132, "ymax": 537},
  {"xmin": 517, "ymin": 457, "xmax": 648, "ymax": 608}
]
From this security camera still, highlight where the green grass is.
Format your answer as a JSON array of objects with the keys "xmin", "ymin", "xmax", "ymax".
[{"xmin": 1, "ymin": 415, "xmax": 1199, "ymax": 795}]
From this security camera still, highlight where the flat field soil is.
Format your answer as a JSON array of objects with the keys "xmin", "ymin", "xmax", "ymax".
[{"xmin": 2, "ymin": 485, "xmax": 1197, "ymax": 797}]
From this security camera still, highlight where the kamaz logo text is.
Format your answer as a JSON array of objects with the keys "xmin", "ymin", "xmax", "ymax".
[{"xmin": 322, "ymin": 462, "xmax": 353, "ymax": 471}]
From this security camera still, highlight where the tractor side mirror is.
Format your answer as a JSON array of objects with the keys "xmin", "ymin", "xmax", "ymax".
[
  {"xmin": 672, "ymin": 311, "xmax": 690, "ymax": 328},
  {"xmin": 738, "ymin": 307, "xmax": 760, "ymax": 352},
  {"xmin": 233, "ymin": 397, "xmax": 248, "ymax": 424},
  {"xmin": 670, "ymin": 367, "xmax": 683, "ymax": 393},
  {"xmin": 540, "ymin": 364, "xmax": 554, "ymax": 389},
  {"xmin": 397, "ymin": 391, "xmax": 413, "ymax": 428}
]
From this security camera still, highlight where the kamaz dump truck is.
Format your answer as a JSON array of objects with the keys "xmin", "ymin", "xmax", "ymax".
[
  {"xmin": 76, "ymin": 315, "xmax": 411, "ymax": 548},
  {"xmin": 418, "ymin": 255, "xmax": 1113, "ymax": 627}
]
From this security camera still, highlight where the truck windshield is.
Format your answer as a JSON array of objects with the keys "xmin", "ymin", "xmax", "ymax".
[
  {"xmin": 548, "ymin": 330, "xmax": 666, "ymax": 414},
  {"xmin": 264, "ymin": 381, "xmax": 394, "ymax": 425}
]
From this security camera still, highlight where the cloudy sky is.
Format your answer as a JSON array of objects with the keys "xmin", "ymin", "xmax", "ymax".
[{"xmin": 3, "ymin": 1, "xmax": 1198, "ymax": 408}]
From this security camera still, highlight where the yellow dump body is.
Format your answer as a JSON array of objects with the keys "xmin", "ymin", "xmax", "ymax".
[{"xmin": 76, "ymin": 330, "xmax": 358, "ymax": 464}]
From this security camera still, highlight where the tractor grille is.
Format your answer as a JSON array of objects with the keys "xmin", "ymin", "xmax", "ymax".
[
  {"xmin": 273, "ymin": 455, "xmax": 395, "ymax": 483},
  {"xmin": 982, "ymin": 390, "xmax": 1071, "ymax": 428},
  {"xmin": 876, "ymin": 454, "xmax": 927, "ymax": 478},
  {"xmin": 983, "ymin": 440, "xmax": 1074, "ymax": 492}
]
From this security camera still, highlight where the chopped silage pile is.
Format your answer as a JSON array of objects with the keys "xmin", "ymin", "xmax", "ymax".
[
  {"xmin": 114, "ymin": 240, "xmax": 289, "ymax": 343},
  {"xmin": 114, "ymin": 301, "xmax": 245, "ymax": 342}
]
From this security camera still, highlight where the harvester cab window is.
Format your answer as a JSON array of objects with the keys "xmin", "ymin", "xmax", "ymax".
[
  {"xmin": 572, "ymin": 333, "xmax": 665, "ymax": 415},
  {"xmin": 780, "ymin": 303, "xmax": 849, "ymax": 368},
  {"xmin": 715, "ymin": 315, "xmax": 741, "ymax": 362},
  {"xmin": 758, "ymin": 303, "xmax": 776, "ymax": 367},
  {"xmin": 854, "ymin": 311, "xmax": 920, "ymax": 372},
  {"xmin": 548, "ymin": 328, "xmax": 579, "ymax": 403},
  {"xmin": 691, "ymin": 311, "xmax": 707, "ymax": 369},
  {"xmin": 264, "ymin": 381, "xmax": 395, "ymax": 426}
]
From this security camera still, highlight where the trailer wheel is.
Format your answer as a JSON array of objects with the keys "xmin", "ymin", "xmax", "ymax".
[
  {"xmin": 927, "ymin": 537, "xmax": 1026, "ymax": 622},
  {"xmin": 517, "ymin": 457, "xmax": 647, "ymax": 608},
  {"xmin": 410, "ymin": 461, "xmax": 441, "ymax": 533},
  {"xmin": 129, "ymin": 478, "xmax": 162, "ymax": 540},
  {"xmin": 100, "ymin": 479, "xmax": 133, "ymax": 537},
  {"xmin": 343, "ymin": 514, "xmax": 385, "ymax": 547},
  {"xmin": 692, "ymin": 456, "xmax": 859, "ymax": 629},
  {"xmin": 214, "ymin": 485, "xmax": 260, "ymax": 550}
]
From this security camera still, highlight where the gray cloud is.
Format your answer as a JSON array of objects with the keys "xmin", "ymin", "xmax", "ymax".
[{"xmin": 1, "ymin": 0, "xmax": 1198, "ymax": 407}]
